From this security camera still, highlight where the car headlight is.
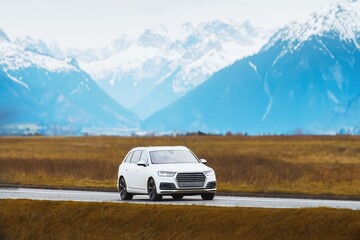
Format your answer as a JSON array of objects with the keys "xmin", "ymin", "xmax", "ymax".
[
  {"xmin": 158, "ymin": 171, "xmax": 176, "ymax": 177},
  {"xmin": 204, "ymin": 170, "xmax": 215, "ymax": 176}
]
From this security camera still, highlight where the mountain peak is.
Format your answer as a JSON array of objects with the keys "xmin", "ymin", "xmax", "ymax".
[
  {"xmin": 137, "ymin": 27, "xmax": 171, "ymax": 47},
  {"xmin": 264, "ymin": 0, "xmax": 360, "ymax": 50},
  {"xmin": 66, "ymin": 19, "xmax": 271, "ymax": 118},
  {"xmin": 308, "ymin": 0, "xmax": 360, "ymax": 35},
  {"xmin": 0, "ymin": 28, "xmax": 10, "ymax": 42},
  {"xmin": 14, "ymin": 36, "xmax": 50, "ymax": 55},
  {"xmin": 48, "ymin": 41, "xmax": 65, "ymax": 59}
]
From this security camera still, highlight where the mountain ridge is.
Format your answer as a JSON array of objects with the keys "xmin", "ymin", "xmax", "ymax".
[
  {"xmin": 64, "ymin": 19, "xmax": 272, "ymax": 118},
  {"xmin": 143, "ymin": 0, "xmax": 360, "ymax": 134},
  {"xmin": 0, "ymin": 32, "xmax": 139, "ymax": 135}
]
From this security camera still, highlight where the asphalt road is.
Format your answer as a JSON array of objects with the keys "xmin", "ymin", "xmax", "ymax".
[{"xmin": 1, "ymin": 188, "xmax": 360, "ymax": 210}]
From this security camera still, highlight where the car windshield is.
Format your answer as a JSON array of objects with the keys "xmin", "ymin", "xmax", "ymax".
[{"xmin": 150, "ymin": 150, "xmax": 199, "ymax": 164}]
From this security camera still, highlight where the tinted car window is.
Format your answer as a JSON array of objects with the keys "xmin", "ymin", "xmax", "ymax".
[
  {"xmin": 130, "ymin": 150, "xmax": 142, "ymax": 164},
  {"xmin": 123, "ymin": 151, "xmax": 134, "ymax": 163},
  {"xmin": 139, "ymin": 150, "xmax": 149, "ymax": 164}
]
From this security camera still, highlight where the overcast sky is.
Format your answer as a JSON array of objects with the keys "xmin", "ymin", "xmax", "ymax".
[{"xmin": 0, "ymin": 0, "xmax": 333, "ymax": 48}]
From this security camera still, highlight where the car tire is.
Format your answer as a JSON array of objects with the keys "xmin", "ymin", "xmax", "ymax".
[
  {"xmin": 201, "ymin": 193, "xmax": 215, "ymax": 200},
  {"xmin": 119, "ymin": 177, "xmax": 133, "ymax": 200},
  {"xmin": 172, "ymin": 195, "xmax": 184, "ymax": 200},
  {"xmin": 148, "ymin": 178, "xmax": 162, "ymax": 201}
]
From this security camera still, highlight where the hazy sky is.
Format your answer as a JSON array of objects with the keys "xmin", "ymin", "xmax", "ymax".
[{"xmin": 0, "ymin": 0, "xmax": 333, "ymax": 48}]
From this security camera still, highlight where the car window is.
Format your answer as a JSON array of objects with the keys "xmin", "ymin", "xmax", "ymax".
[
  {"xmin": 130, "ymin": 150, "xmax": 142, "ymax": 164},
  {"xmin": 139, "ymin": 150, "xmax": 148, "ymax": 165},
  {"xmin": 150, "ymin": 150, "xmax": 200, "ymax": 164},
  {"xmin": 123, "ymin": 151, "xmax": 134, "ymax": 163}
]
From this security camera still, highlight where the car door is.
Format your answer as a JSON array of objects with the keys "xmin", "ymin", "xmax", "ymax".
[
  {"xmin": 120, "ymin": 151, "xmax": 133, "ymax": 180},
  {"xmin": 133, "ymin": 150, "xmax": 149, "ymax": 191},
  {"xmin": 127, "ymin": 150, "xmax": 142, "ymax": 189}
]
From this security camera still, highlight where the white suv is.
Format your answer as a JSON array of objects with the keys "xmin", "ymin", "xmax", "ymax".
[{"xmin": 117, "ymin": 146, "xmax": 216, "ymax": 201}]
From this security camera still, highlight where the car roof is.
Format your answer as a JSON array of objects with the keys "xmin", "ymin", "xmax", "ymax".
[{"xmin": 129, "ymin": 146, "xmax": 189, "ymax": 152}]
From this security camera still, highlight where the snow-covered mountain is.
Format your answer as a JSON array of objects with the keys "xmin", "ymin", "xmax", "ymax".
[
  {"xmin": 65, "ymin": 20, "xmax": 271, "ymax": 118},
  {"xmin": 0, "ymin": 28, "xmax": 139, "ymax": 135},
  {"xmin": 0, "ymin": 28, "xmax": 10, "ymax": 42},
  {"xmin": 264, "ymin": 0, "xmax": 360, "ymax": 51},
  {"xmin": 14, "ymin": 36, "xmax": 51, "ymax": 56},
  {"xmin": 14, "ymin": 35, "xmax": 66, "ymax": 60},
  {"xmin": 143, "ymin": 0, "xmax": 360, "ymax": 134}
]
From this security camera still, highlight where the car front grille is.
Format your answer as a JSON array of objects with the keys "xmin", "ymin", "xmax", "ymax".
[{"xmin": 176, "ymin": 172, "xmax": 206, "ymax": 188}]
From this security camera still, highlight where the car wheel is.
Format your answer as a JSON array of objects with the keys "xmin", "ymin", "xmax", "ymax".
[
  {"xmin": 172, "ymin": 195, "xmax": 184, "ymax": 200},
  {"xmin": 119, "ymin": 177, "xmax": 133, "ymax": 200},
  {"xmin": 201, "ymin": 193, "xmax": 215, "ymax": 200},
  {"xmin": 148, "ymin": 178, "xmax": 162, "ymax": 201}
]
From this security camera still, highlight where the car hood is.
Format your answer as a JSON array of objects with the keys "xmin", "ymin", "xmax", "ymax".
[{"xmin": 152, "ymin": 163, "xmax": 213, "ymax": 173}]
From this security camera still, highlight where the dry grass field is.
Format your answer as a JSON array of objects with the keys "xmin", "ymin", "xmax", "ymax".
[
  {"xmin": 0, "ymin": 199, "xmax": 359, "ymax": 240},
  {"xmin": 1, "ymin": 136, "xmax": 360, "ymax": 196}
]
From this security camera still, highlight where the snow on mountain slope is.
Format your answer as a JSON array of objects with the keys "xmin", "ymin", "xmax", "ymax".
[
  {"xmin": 0, "ymin": 30, "xmax": 139, "ymax": 135},
  {"xmin": 264, "ymin": 0, "xmax": 360, "ymax": 52},
  {"xmin": 14, "ymin": 36, "xmax": 51, "ymax": 56},
  {"xmin": 143, "ymin": 0, "xmax": 360, "ymax": 134},
  {"xmin": 0, "ymin": 41, "xmax": 77, "ymax": 73},
  {"xmin": 0, "ymin": 28, "xmax": 10, "ymax": 42},
  {"xmin": 66, "ymin": 19, "xmax": 272, "ymax": 118}
]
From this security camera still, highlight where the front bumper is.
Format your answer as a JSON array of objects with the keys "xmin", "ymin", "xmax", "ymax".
[{"xmin": 157, "ymin": 174, "xmax": 216, "ymax": 195}]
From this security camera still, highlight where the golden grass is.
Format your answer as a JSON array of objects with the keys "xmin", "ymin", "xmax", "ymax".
[
  {"xmin": 1, "ymin": 136, "xmax": 360, "ymax": 196},
  {"xmin": 0, "ymin": 199, "xmax": 360, "ymax": 240}
]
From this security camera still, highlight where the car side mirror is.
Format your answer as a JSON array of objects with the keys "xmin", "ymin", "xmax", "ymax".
[
  {"xmin": 200, "ymin": 159, "xmax": 207, "ymax": 164},
  {"xmin": 137, "ymin": 160, "xmax": 147, "ymax": 167}
]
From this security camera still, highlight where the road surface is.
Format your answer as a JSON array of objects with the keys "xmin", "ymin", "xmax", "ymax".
[{"xmin": 1, "ymin": 188, "xmax": 359, "ymax": 210}]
